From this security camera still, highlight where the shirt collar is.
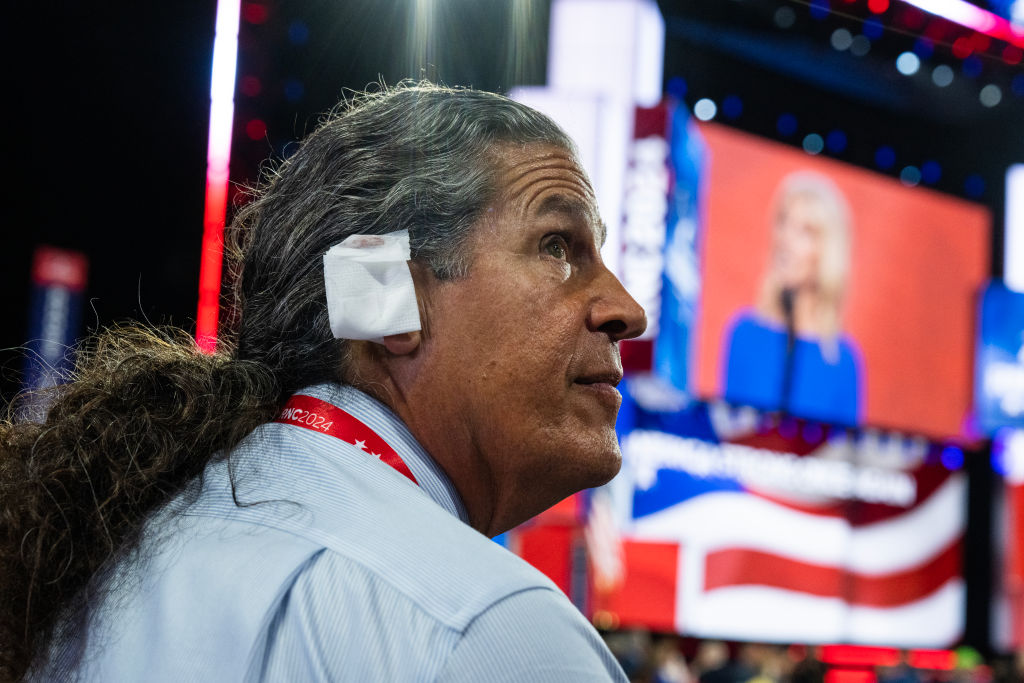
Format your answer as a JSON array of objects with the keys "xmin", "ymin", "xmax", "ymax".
[{"xmin": 296, "ymin": 383, "xmax": 470, "ymax": 525}]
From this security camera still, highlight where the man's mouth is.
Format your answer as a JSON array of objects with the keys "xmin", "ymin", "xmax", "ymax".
[{"xmin": 573, "ymin": 371, "xmax": 623, "ymax": 405}]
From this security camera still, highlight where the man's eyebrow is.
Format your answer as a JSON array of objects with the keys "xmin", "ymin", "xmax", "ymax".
[{"xmin": 535, "ymin": 194, "xmax": 607, "ymax": 245}]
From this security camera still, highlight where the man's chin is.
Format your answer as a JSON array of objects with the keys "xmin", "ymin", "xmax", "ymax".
[{"xmin": 579, "ymin": 439, "xmax": 623, "ymax": 490}]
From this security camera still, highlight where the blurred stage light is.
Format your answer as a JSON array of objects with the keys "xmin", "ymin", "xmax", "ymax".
[
  {"xmin": 901, "ymin": 0, "xmax": 1024, "ymax": 49},
  {"xmin": 921, "ymin": 159, "xmax": 942, "ymax": 184},
  {"xmin": 241, "ymin": 2, "xmax": 268, "ymax": 24},
  {"xmin": 980, "ymin": 83, "xmax": 1003, "ymax": 106},
  {"xmin": 197, "ymin": 0, "xmax": 242, "ymax": 353},
  {"xmin": 777, "ymin": 113, "xmax": 798, "ymax": 136},
  {"xmin": 965, "ymin": 173, "xmax": 985, "ymax": 198},
  {"xmin": 245, "ymin": 118, "xmax": 267, "ymax": 140},
  {"xmin": 240, "ymin": 75, "xmax": 261, "ymax": 97},
  {"xmin": 900, "ymin": 165, "xmax": 922, "ymax": 186},
  {"xmin": 952, "ymin": 36, "xmax": 973, "ymax": 59},
  {"xmin": 774, "ymin": 5, "xmax": 796, "ymax": 28},
  {"xmin": 831, "ymin": 28, "xmax": 854, "ymax": 50},
  {"xmin": 409, "ymin": 0, "xmax": 435, "ymax": 79},
  {"xmin": 810, "ymin": 0, "xmax": 830, "ymax": 20},
  {"xmin": 667, "ymin": 76, "xmax": 687, "ymax": 99},
  {"xmin": 1003, "ymin": 44, "xmax": 1023, "ymax": 64},
  {"xmin": 940, "ymin": 445, "xmax": 964, "ymax": 470},
  {"xmin": 868, "ymin": 0, "xmax": 890, "ymax": 12},
  {"xmin": 722, "ymin": 95, "xmax": 743, "ymax": 119},
  {"xmin": 961, "ymin": 55, "xmax": 983, "ymax": 77},
  {"xmin": 802, "ymin": 422, "xmax": 824, "ymax": 443},
  {"xmin": 850, "ymin": 34, "xmax": 872, "ymax": 55},
  {"xmin": 802, "ymin": 133, "xmax": 825, "ymax": 154},
  {"xmin": 284, "ymin": 78, "xmax": 304, "ymax": 102},
  {"xmin": 931, "ymin": 64, "xmax": 955, "ymax": 86},
  {"xmin": 694, "ymin": 98, "xmax": 717, "ymax": 121},
  {"xmin": 913, "ymin": 36, "xmax": 935, "ymax": 57},
  {"xmin": 288, "ymin": 20, "xmax": 310, "ymax": 45},
  {"xmin": 1014, "ymin": 74, "xmax": 1024, "ymax": 95},
  {"xmin": 992, "ymin": 430, "xmax": 1024, "ymax": 482},
  {"xmin": 875, "ymin": 145, "xmax": 896, "ymax": 169},
  {"xmin": 896, "ymin": 51, "xmax": 921, "ymax": 74},
  {"xmin": 825, "ymin": 129, "xmax": 847, "ymax": 153},
  {"xmin": 863, "ymin": 16, "xmax": 885, "ymax": 39}
]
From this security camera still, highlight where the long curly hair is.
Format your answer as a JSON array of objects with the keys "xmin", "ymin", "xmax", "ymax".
[{"xmin": 0, "ymin": 82, "xmax": 573, "ymax": 680}]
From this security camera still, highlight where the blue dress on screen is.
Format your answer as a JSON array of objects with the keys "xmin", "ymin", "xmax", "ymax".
[{"xmin": 723, "ymin": 311, "xmax": 862, "ymax": 426}]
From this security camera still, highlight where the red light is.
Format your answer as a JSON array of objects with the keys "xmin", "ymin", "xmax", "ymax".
[
  {"xmin": 924, "ymin": 21, "xmax": 948, "ymax": 41},
  {"xmin": 868, "ymin": 0, "xmax": 889, "ymax": 13},
  {"xmin": 952, "ymin": 36, "xmax": 973, "ymax": 59},
  {"xmin": 909, "ymin": 650, "xmax": 955, "ymax": 671},
  {"xmin": 970, "ymin": 33, "xmax": 992, "ymax": 52},
  {"xmin": 899, "ymin": 7, "xmax": 925, "ymax": 29},
  {"xmin": 825, "ymin": 671, "xmax": 875, "ymax": 683},
  {"xmin": 1004, "ymin": 44, "xmax": 1023, "ymax": 65},
  {"xmin": 245, "ymin": 119, "xmax": 267, "ymax": 140},
  {"xmin": 821, "ymin": 646, "xmax": 899, "ymax": 667},
  {"xmin": 240, "ymin": 75, "xmax": 262, "ymax": 97},
  {"xmin": 242, "ymin": 2, "xmax": 268, "ymax": 24}
]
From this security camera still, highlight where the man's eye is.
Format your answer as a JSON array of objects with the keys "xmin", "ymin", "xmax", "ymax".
[{"xmin": 544, "ymin": 236, "xmax": 569, "ymax": 260}]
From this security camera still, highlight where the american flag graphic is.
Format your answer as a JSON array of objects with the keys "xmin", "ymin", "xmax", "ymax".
[{"xmin": 591, "ymin": 380, "xmax": 966, "ymax": 647}]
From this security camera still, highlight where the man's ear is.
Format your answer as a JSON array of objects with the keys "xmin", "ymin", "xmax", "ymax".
[{"xmin": 380, "ymin": 331, "xmax": 421, "ymax": 356}]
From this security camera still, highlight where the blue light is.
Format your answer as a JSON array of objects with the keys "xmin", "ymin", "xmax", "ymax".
[
  {"xmin": 802, "ymin": 422, "xmax": 824, "ymax": 444},
  {"xmin": 863, "ymin": 17, "xmax": 884, "ymax": 40},
  {"xmin": 803, "ymin": 133, "xmax": 825, "ymax": 155},
  {"xmin": 722, "ymin": 95, "xmax": 743, "ymax": 119},
  {"xmin": 284, "ymin": 78, "xmax": 305, "ymax": 102},
  {"xmin": 965, "ymin": 173, "xmax": 985, "ymax": 198},
  {"xmin": 961, "ymin": 55, "xmax": 983, "ymax": 78},
  {"xmin": 825, "ymin": 129, "xmax": 847, "ymax": 154},
  {"xmin": 667, "ymin": 76, "xmax": 688, "ymax": 99},
  {"xmin": 992, "ymin": 436, "xmax": 1008, "ymax": 476},
  {"xmin": 1012, "ymin": 74, "xmax": 1024, "ymax": 96},
  {"xmin": 777, "ymin": 113, "xmax": 798, "ymax": 137},
  {"xmin": 810, "ymin": 0, "xmax": 831, "ymax": 21},
  {"xmin": 921, "ymin": 160, "xmax": 942, "ymax": 184},
  {"xmin": 875, "ymin": 145, "xmax": 896, "ymax": 170},
  {"xmin": 940, "ymin": 445, "xmax": 964, "ymax": 470},
  {"xmin": 288, "ymin": 20, "xmax": 310, "ymax": 45},
  {"xmin": 913, "ymin": 37, "xmax": 934, "ymax": 58}
]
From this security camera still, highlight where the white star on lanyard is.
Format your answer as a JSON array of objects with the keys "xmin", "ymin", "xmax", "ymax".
[
  {"xmin": 353, "ymin": 439, "xmax": 367, "ymax": 451},
  {"xmin": 371, "ymin": 452, "xmax": 381, "ymax": 459}
]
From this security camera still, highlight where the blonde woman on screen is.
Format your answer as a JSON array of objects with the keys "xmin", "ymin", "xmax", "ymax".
[{"xmin": 722, "ymin": 170, "xmax": 863, "ymax": 425}]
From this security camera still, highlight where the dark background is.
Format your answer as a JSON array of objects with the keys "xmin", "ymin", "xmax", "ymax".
[{"xmin": 4, "ymin": 1, "xmax": 1021, "ymax": 403}]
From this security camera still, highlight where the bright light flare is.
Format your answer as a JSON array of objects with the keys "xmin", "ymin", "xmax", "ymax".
[
  {"xmin": 197, "ymin": 0, "xmax": 241, "ymax": 353},
  {"xmin": 902, "ymin": 0, "xmax": 1024, "ymax": 48}
]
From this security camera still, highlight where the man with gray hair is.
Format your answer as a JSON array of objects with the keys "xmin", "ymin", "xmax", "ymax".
[{"xmin": 4, "ymin": 83, "xmax": 644, "ymax": 681}]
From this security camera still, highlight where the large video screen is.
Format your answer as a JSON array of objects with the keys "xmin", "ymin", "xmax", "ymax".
[
  {"xmin": 593, "ymin": 108, "xmax": 986, "ymax": 647},
  {"xmin": 661, "ymin": 122, "xmax": 991, "ymax": 440}
]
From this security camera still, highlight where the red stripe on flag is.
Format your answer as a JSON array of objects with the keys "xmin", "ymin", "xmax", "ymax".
[
  {"xmin": 590, "ymin": 540, "xmax": 679, "ymax": 633},
  {"xmin": 704, "ymin": 537, "xmax": 961, "ymax": 608}
]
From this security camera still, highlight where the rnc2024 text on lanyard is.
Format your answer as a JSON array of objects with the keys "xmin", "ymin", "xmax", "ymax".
[{"xmin": 275, "ymin": 395, "xmax": 419, "ymax": 486}]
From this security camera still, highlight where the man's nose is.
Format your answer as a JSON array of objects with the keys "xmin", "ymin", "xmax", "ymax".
[{"xmin": 586, "ymin": 265, "xmax": 647, "ymax": 341}]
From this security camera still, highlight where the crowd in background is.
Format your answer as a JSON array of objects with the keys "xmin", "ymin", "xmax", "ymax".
[{"xmin": 600, "ymin": 631, "xmax": 1024, "ymax": 683}]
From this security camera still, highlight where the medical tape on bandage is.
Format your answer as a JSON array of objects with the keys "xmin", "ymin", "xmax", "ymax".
[{"xmin": 323, "ymin": 229, "xmax": 422, "ymax": 342}]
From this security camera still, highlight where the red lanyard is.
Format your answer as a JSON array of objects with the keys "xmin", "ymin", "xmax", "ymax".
[{"xmin": 275, "ymin": 394, "xmax": 419, "ymax": 486}]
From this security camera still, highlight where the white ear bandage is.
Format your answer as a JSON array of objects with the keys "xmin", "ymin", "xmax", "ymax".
[{"xmin": 323, "ymin": 230, "xmax": 422, "ymax": 342}]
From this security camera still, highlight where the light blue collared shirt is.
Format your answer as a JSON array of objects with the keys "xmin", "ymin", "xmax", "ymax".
[{"xmin": 35, "ymin": 384, "xmax": 626, "ymax": 682}]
